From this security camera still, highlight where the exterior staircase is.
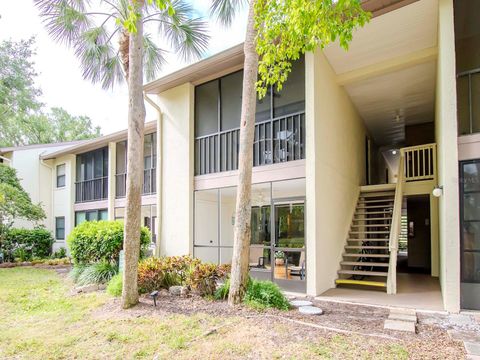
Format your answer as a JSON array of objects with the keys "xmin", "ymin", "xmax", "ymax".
[{"xmin": 335, "ymin": 184, "xmax": 396, "ymax": 289}]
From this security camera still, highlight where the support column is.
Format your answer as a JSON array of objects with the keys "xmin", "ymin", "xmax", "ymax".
[
  {"xmin": 435, "ymin": 0, "xmax": 460, "ymax": 312},
  {"xmin": 155, "ymin": 111, "xmax": 162, "ymax": 257},
  {"xmin": 108, "ymin": 142, "xmax": 116, "ymax": 220}
]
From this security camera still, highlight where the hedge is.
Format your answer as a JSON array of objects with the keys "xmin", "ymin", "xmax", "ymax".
[
  {"xmin": 67, "ymin": 220, "xmax": 151, "ymax": 264},
  {"xmin": 1, "ymin": 228, "xmax": 54, "ymax": 261}
]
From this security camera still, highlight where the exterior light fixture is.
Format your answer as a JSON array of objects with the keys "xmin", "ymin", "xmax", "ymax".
[
  {"xmin": 150, "ymin": 290, "xmax": 159, "ymax": 306},
  {"xmin": 432, "ymin": 186, "xmax": 443, "ymax": 198},
  {"xmin": 392, "ymin": 150, "xmax": 398, "ymax": 155}
]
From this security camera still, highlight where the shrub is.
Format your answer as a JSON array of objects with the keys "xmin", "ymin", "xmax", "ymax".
[
  {"xmin": 137, "ymin": 256, "xmax": 229, "ymax": 295},
  {"xmin": 69, "ymin": 264, "xmax": 87, "ymax": 283},
  {"xmin": 244, "ymin": 280, "xmax": 290, "ymax": 310},
  {"xmin": 137, "ymin": 255, "xmax": 200, "ymax": 293},
  {"xmin": 75, "ymin": 261, "xmax": 118, "ymax": 285},
  {"xmin": 67, "ymin": 220, "xmax": 150, "ymax": 264},
  {"xmin": 1, "ymin": 228, "xmax": 54, "ymax": 262},
  {"xmin": 186, "ymin": 263, "xmax": 230, "ymax": 296},
  {"xmin": 107, "ymin": 274, "xmax": 123, "ymax": 297},
  {"xmin": 51, "ymin": 247, "xmax": 67, "ymax": 259},
  {"xmin": 215, "ymin": 277, "xmax": 290, "ymax": 311}
]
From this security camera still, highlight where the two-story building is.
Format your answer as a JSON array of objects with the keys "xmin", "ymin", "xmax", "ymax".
[{"xmin": 2, "ymin": 0, "xmax": 478, "ymax": 313}]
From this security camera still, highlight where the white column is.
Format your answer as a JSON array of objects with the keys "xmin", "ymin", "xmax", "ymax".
[
  {"xmin": 155, "ymin": 111, "xmax": 162, "ymax": 256},
  {"xmin": 435, "ymin": 0, "xmax": 460, "ymax": 312},
  {"xmin": 108, "ymin": 142, "xmax": 116, "ymax": 220}
]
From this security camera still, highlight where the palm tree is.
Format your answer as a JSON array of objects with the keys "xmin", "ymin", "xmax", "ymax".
[{"xmin": 35, "ymin": 0, "xmax": 209, "ymax": 308}]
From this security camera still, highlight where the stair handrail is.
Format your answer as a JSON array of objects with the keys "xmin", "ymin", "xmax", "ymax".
[{"xmin": 387, "ymin": 154, "xmax": 405, "ymax": 295}]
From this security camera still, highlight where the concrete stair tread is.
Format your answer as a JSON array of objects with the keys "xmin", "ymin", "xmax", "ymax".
[
  {"xmin": 347, "ymin": 239, "xmax": 389, "ymax": 242},
  {"xmin": 355, "ymin": 211, "xmax": 393, "ymax": 215},
  {"xmin": 338, "ymin": 269, "xmax": 388, "ymax": 276},
  {"xmin": 335, "ymin": 279, "xmax": 386, "ymax": 287},
  {"xmin": 343, "ymin": 253, "xmax": 390, "ymax": 258},
  {"xmin": 359, "ymin": 199, "xmax": 394, "ymax": 203},
  {"xmin": 350, "ymin": 231, "xmax": 390, "ymax": 234},
  {"xmin": 350, "ymin": 224, "xmax": 391, "ymax": 227},
  {"xmin": 352, "ymin": 217, "xmax": 393, "ymax": 221},
  {"xmin": 340, "ymin": 261, "xmax": 389, "ymax": 267},
  {"xmin": 345, "ymin": 245, "xmax": 389, "ymax": 249}
]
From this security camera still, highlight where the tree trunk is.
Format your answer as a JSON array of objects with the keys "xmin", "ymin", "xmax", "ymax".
[
  {"xmin": 228, "ymin": 0, "xmax": 258, "ymax": 306},
  {"xmin": 121, "ymin": 4, "xmax": 146, "ymax": 309}
]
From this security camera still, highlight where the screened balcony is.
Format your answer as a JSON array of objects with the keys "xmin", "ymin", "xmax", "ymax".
[
  {"xmin": 75, "ymin": 147, "xmax": 108, "ymax": 203},
  {"xmin": 115, "ymin": 133, "xmax": 157, "ymax": 198},
  {"xmin": 195, "ymin": 57, "xmax": 305, "ymax": 176}
]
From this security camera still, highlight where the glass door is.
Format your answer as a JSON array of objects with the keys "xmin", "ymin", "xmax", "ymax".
[
  {"xmin": 460, "ymin": 160, "xmax": 480, "ymax": 310},
  {"xmin": 272, "ymin": 199, "xmax": 306, "ymax": 292}
]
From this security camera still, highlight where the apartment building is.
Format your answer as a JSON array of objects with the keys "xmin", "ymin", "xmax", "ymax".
[{"xmin": 1, "ymin": 0, "xmax": 478, "ymax": 312}]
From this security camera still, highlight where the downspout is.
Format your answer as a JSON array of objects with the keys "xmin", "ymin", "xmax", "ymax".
[
  {"xmin": 144, "ymin": 92, "xmax": 163, "ymax": 257},
  {"xmin": 40, "ymin": 152, "xmax": 54, "ymax": 236}
]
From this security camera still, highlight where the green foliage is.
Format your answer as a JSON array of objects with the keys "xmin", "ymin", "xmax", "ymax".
[
  {"xmin": 137, "ymin": 255, "xmax": 199, "ymax": 294},
  {"xmin": 66, "ymin": 220, "xmax": 150, "ymax": 265},
  {"xmin": 244, "ymin": 279, "xmax": 290, "ymax": 310},
  {"xmin": 0, "ymin": 39, "xmax": 100, "ymax": 147},
  {"xmin": 75, "ymin": 261, "xmax": 118, "ymax": 285},
  {"xmin": 51, "ymin": 247, "xmax": 67, "ymax": 259},
  {"xmin": 69, "ymin": 264, "xmax": 87, "ymax": 283},
  {"xmin": 254, "ymin": 0, "xmax": 370, "ymax": 98},
  {"xmin": 186, "ymin": 262, "xmax": 230, "ymax": 296},
  {"xmin": 215, "ymin": 277, "xmax": 290, "ymax": 311},
  {"xmin": 107, "ymin": 273, "xmax": 123, "ymax": 297},
  {"xmin": 1, "ymin": 228, "xmax": 53, "ymax": 262},
  {"xmin": 137, "ymin": 256, "xmax": 230, "ymax": 296},
  {"xmin": 35, "ymin": 0, "xmax": 209, "ymax": 87},
  {"xmin": 0, "ymin": 165, "xmax": 46, "ymax": 246}
]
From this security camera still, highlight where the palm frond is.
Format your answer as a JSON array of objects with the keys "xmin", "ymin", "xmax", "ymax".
[
  {"xmin": 143, "ymin": 34, "xmax": 167, "ymax": 82},
  {"xmin": 146, "ymin": 0, "xmax": 209, "ymax": 62},
  {"xmin": 74, "ymin": 26, "xmax": 124, "ymax": 89},
  {"xmin": 209, "ymin": 0, "xmax": 246, "ymax": 27},
  {"xmin": 35, "ymin": 0, "xmax": 92, "ymax": 45}
]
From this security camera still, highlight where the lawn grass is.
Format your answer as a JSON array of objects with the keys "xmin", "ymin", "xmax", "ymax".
[{"xmin": 0, "ymin": 267, "xmax": 416, "ymax": 359}]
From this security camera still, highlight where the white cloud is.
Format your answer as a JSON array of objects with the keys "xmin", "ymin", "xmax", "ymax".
[{"xmin": 0, "ymin": 0, "xmax": 247, "ymax": 135}]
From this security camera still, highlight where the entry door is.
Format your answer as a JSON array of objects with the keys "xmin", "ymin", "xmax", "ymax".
[
  {"xmin": 460, "ymin": 160, "xmax": 480, "ymax": 310},
  {"xmin": 272, "ymin": 199, "xmax": 306, "ymax": 292}
]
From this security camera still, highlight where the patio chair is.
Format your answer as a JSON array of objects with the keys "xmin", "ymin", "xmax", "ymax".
[{"xmin": 286, "ymin": 251, "xmax": 305, "ymax": 280}]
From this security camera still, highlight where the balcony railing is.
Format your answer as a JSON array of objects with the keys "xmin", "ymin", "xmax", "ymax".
[
  {"xmin": 75, "ymin": 177, "xmax": 108, "ymax": 203},
  {"xmin": 115, "ymin": 168, "xmax": 156, "ymax": 198},
  {"xmin": 401, "ymin": 143, "xmax": 436, "ymax": 182},
  {"xmin": 195, "ymin": 111, "xmax": 305, "ymax": 176}
]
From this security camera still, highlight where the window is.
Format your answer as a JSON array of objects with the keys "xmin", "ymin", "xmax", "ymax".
[
  {"xmin": 55, "ymin": 217, "xmax": 65, "ymax": 240},
  {"xmin": 75, "ymin": 209, "xmax": 108, "ymax": 226},
  {"xmin": 194, "ymin": 57, "xmax": 305, "ymax": 176},
  {"xmin": 56, "ymin": 164, "xmax": 66, "ymax": 188}
]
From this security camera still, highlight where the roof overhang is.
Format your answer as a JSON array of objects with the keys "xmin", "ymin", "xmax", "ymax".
[
  {"xmin": 143, "ymin": 0, "xmax": 419, "ymax": 95},
  {"xmin": 41, "ymin": 120, "xmax": 157, "ymax": 160}
]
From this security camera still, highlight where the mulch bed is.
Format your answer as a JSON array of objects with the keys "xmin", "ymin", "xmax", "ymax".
[{"xmin": 93, "ymin": 292, "xmax": 465, "ymax": 359}]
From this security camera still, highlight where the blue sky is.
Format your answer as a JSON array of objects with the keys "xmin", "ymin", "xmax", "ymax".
[{"xmin": 0, "ymin": 1, "xmax": 247, "ymax": 135}]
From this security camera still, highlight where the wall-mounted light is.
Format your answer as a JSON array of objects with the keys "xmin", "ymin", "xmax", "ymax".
[
  {"xmin": 432, "ymin": 186, "xmax": 443, "ymax": 198},
  {"xmin": 392, "ymin": 150, "xmax": 398, "ymax": 155}
]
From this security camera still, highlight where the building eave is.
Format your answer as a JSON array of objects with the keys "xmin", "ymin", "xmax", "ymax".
[
  {"xmin": 143, "ymin": 0, "xmax": 418, "ymax": 96},
  {"xmin": 40, "ymin": 120, "xmax": 157, "ymax": 160}
]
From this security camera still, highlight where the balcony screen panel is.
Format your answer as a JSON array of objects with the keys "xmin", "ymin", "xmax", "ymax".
[
  {"xmin": 221, "ymin": 70, "xmax": 243, "ymax": 131},
  {"xmin": 94, "ymin": 150, "xmax": 103, "ymax": 178},
  {"xmin": 195, "ymin": 80, "xmax": 219, "ymax": 137},
  {"xmin": 116, "ymin": 141, "xmax": 127, "ymax": 174},
  {"xmin": 144, "ymin": 133, "xmax": 153, "ymax": 169},
  {"xmin": 256, "ymin": 89, "xmax": 271, "ymax": 122},
  {"xmin": 457, "ymin": 76, "xmax": 470, "ymax": 135},
  {"xmin": 273, "ymin": 57, "xmax": 305, "ymax": 118},
  {"xmin": 473, "ymin": 74, "xmax": 480, "ymax": 133},
  {"xmin": 85, "ymin": 153, "xmax": 93, "ymax": 180}
]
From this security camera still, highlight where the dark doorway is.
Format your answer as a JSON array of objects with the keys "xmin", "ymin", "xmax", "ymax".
[{"xmin": 397, "ymin": 195, "xmax": 431, "ymax": 274}]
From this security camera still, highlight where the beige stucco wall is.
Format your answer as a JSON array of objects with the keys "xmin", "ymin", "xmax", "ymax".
[
  {"xmin": 157, "ymin": 83, "xmax": 194, "ymax": 256},
  {"xmin": 435, "ymin": 0, "xmax": 461, "ymax": 312},
  {"xmin": 51, "ymin": 155, "xmax": 76, "ymax": 252},
  {"xmin": 305, "ymin": 51, "xmax": 367, "ymax": 296}
]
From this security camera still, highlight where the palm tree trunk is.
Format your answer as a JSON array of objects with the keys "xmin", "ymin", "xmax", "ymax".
[
  {"xmin": 228, "ymin": 0, "xmax": 258, "ymax": 306},
  {"xmin": 121, "ymin": 4, "xmax": 146, "ymax": 309}
]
